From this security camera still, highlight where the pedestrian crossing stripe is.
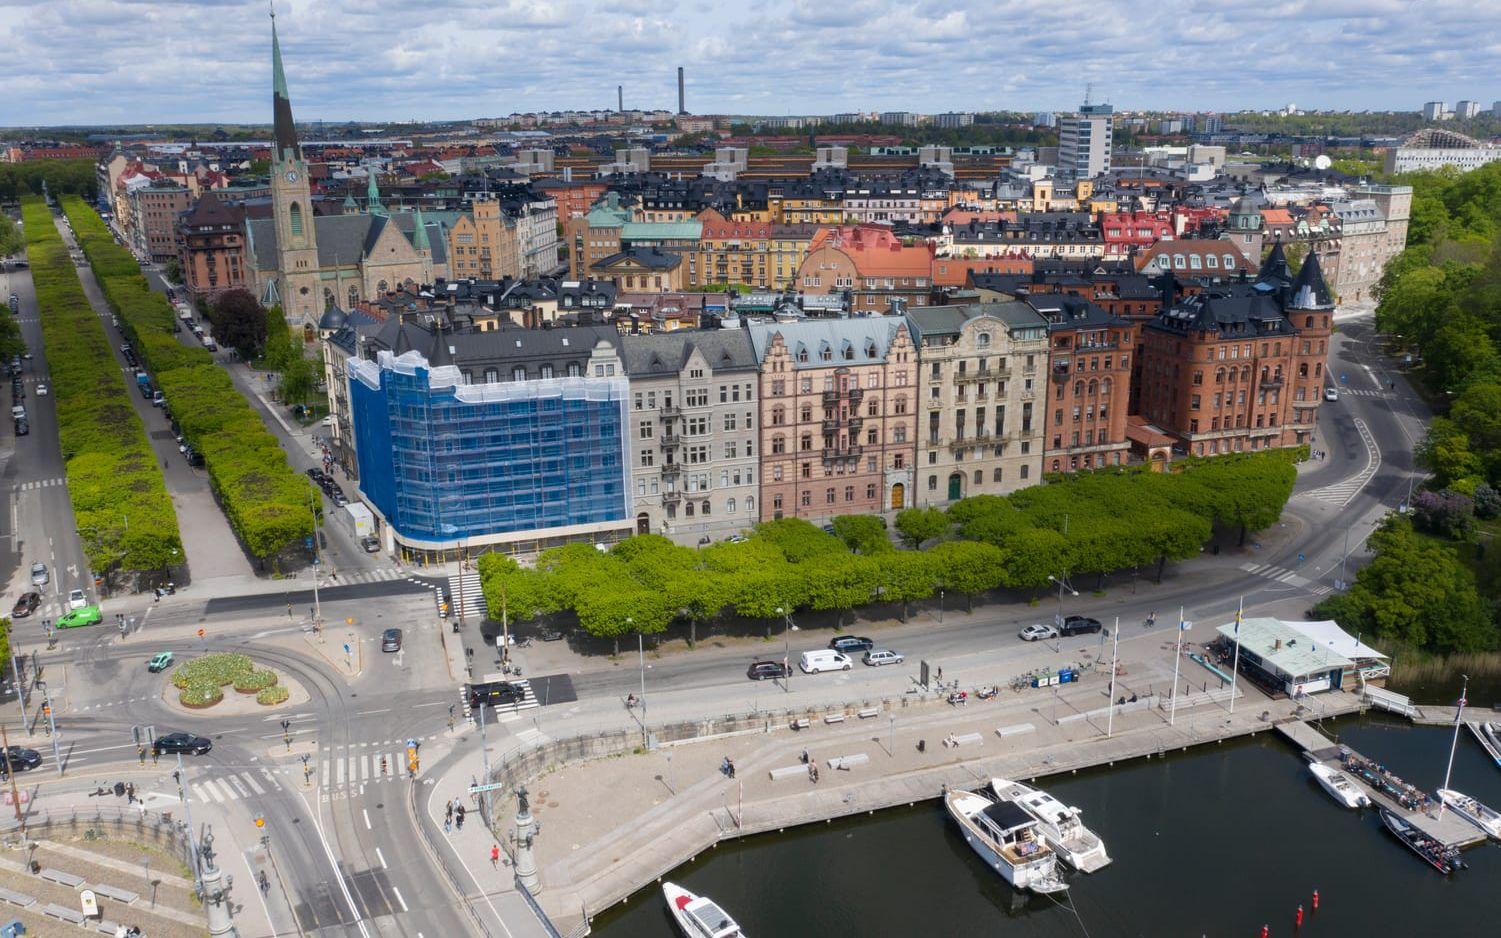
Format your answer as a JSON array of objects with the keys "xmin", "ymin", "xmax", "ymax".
[
  {"xmin": 447, "ymin": 570, "xmax": 487, "ymax": 619},
  {"xmin": 1239, "ymin": 562, "xmax": 1334, "ymax": 596},
  {"xmin": 18, "ymin": 478, "xmax": 66, "ymax": 491},
  {"xmin": 1301, "ymin": 417, "xmax": 1379, "ymax": 507}
]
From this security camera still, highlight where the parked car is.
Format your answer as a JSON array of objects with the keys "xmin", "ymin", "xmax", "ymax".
[
  {"xmin": 746, "ymin": 660, "xmax": 790, "ymax": 681},
  {"xmin": 29, "ymin": 562, "xmax": 48, "ymax": 587},
  {"xmin": 539, "ymin": 628, "xmax": 565, "ymax": 642},
  {"xmin": 58, "ymin": 605, "xmax": 102, "ymax": 628},
  {"xmin": 11, "ymin": 592, "xmax": 40, "ymax": 618},
  {"xmin": 828, "ymin": 635, "xmax": 874, "ymax": 654},
  {"xmin": 0, "ymin": 747, "xmax": 41, "ymax": 775},
  {"xmin": 1059, "ymin": 615, "xmax": 1103, "ymax": 636},
  {"xmin": 34, "ymin": 383, "xmax": 46, "ymax": 396},
  {"xmin": 863, "ymin": 648, "xmax": 904, "ymax": 667},
  {"xmin": 147, "ymin": 651, "xmax": 174, "ymax": 673},
  {"xmin": 152, "ymin": 732, "xmax": 212, "ymax": 756},
  {"xmin": 66, "ymin": 588, "xmax": 88, "ymax": 611},
  {"xmin": 798, "ymin": 650, "xmax": 852, "ymax": 673},
  {"xmin": 360, "ymin": 535, "xmax": 380, "ymax": 553},
  {"xmin": 1324, "ymin": 386, "xmax": 1339, "ymax": 402},
  {"xmin": 380, "ymin": 628, "xmax": 402, "ymax": 653},
  {"xmin": 1019, "ymin": 623, "xmax": 1059, "ymax": 642},
  {"xmin": 305, "ymin": 467, "xmax": 328, "ymax": 483},
  {"xmin": 13, "ymin": 418, "xmax": 26, "ymax": 437},
  {"xmin": 466, "ymin": 681, "xmax": 525, "ymax": 709}
]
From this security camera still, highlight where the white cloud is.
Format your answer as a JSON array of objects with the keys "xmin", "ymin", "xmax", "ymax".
[{"xmin": 0, "ymin": 0, "xmax": 1497, "ymax": 125}]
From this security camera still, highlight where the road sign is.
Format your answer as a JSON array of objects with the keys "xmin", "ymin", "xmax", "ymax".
[
  {"xmin": 343, "ymin": 643, "xmax": 351, "ymax": 654},
  {"xmin": 197, "ymin": 628, "xmax": 205, "ymax": 639},
  {"xmin": 468, "ymin": 781, "xmax": 507, "ymax": 794}
]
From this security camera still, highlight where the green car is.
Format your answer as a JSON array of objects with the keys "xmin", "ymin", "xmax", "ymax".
[
  {"xmin": 148, "ymin": 651, "xmax": 174, "ymax": 673},
  {"xmin": 57, "ymin": 605, "xmax": 102, "ymax": 628}
]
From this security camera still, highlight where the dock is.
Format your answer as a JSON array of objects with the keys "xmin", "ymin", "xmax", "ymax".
[
  {"xmin": 1467, "ymin": 721, "xmax": 1501, "ymax": 767},
  {"xmin": 1276, "ymin": 720, "xmax": 1488, "ymax": 850}
]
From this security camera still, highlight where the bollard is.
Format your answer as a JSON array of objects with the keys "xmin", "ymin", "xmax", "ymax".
[
  {"xmin": 1311, "ymin": 890, "xmax": 1319, "ymax": 912},
  {"xmin": 1295, "ymin": 905, "xmax": 1303, "ymax": 929}
]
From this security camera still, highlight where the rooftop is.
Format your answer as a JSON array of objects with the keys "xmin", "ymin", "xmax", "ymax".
[{"xmin": 1214, "ymin": 617, "xmax": 1353, "ymax": 679}]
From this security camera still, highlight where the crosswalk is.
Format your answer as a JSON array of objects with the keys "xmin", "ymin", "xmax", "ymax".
[
  {"xmin": 18, "ymin": 477, "xmax": 65, "ymax": 491},
  {"xmin": 331, "ymin": 567, "xmax": 417, "ymax": 586},
  {"xmin": 188, "ymin": 768, "xmax": 278, "ymax": 804},
  {"xmin": 1239, "ymin": 561, "xmax": 1333, "ymax": 596},
  {"xmin": 447, "ymin": 570, "xmax": 486, "ymax": 619},
  {"xmin": 458, "ymin": 679, "xmax": 541, "ymax": 726},
  {"xmin": 1302, "ymin": 418, "xmax": 1379, "ymax": 507},
  {"xmin": 1338, "ymin": 388, "xmax": 1392, "ymax": 398}
]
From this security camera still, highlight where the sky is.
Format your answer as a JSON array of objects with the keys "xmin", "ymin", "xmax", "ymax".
[{"xmin": 2, "ymin": 0, "xmax": 1500, "ymax": 127}]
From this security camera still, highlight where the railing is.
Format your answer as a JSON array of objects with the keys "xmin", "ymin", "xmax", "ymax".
[
  {"xmin": 822, "ymin": 444, "xmax": 864, "ymax": 461},
  {"xmin": 660, "ymin": 433, "xmax": 680, "ymax": 447},
  {"xmin": 515, "ymin": 877, "xmax": 570, "ymax": 938},
  {"xmin": 659, "ymin": 404, "xmax": 680, "ymax": 418}
]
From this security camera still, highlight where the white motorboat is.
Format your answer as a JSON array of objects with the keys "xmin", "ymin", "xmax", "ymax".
[
  {"xmin": 1437, "ymin": 788, "xmax": 1501, "ymax": 841},
  {"xmin": 1308, "ymin": 763, "xmax": 1370, "ymax": 809},
  {"xmin": 944, "ymin": 789, "xmax": 1068, "ymax": 894},
  {"xmin": 662, "ymin": 882, "xmax": 745, "ymax": 938},
  {"xmin": 989, "ymin": 777, "xmax": 1112, "ymax": 872},
  {"xmin": 1468, "ymin": 721, "xmax": 1501, "ymax": 767}
]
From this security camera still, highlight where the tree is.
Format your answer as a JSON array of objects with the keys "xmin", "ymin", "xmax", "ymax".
[
  {"xmin": 831, "ymin": 515, "xmax": 891, "ymax": 554},
  {"xmin": 894, "ymin": 507, "xmax": 949, "ymax": 548},
  {"xmin": 279, "ymin": 353, "xmax": 317, "ymax": 408},
  {"xmin": 210, "ymin": 289, "xmax": 269, "ymax": 360},
  {"xmin": 872, "ymin": 552, "xmax": 937, "ymax": 621},
  {"xmin": 163, "ymin": 257, "xmax": 182, "ymax": 285},
  {"xmin": 805, "ymin": 556, "xmax": 879, "ymax": 630},
  {"xmin": 930, "ymin": 541, "xmax": 1006, "ymax": 611},
  {"xmin": 1418, "ymin": 418, "xmax": 1484, "ymax": 489}
]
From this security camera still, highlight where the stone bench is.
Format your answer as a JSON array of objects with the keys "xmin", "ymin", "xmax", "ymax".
[
  {"xmin": 97, "ymin": 920, "xmax": 121, "ymax": 935},
  {"xmin": 826, "ymin": 753, "xmax": 868, "ymax": 771},
  {"xmin": 822, "ymin": 713, "xmax": 845, "ymax": 724},
  {"xmin": 90, "ymin": 883, "xmax": 139, "ymax": 904},
  {"xmin": 768, "ymin": 765, "xmax": 807, "ymax": 781},
  {"xmin": 39, "ymin": 868, "xmax": 85, "ymax": 889},
  {"xmin": 857, "ymin": 707, "xmax": 880, "ymax": 719},
  {"xmin": 0, "ymin": 887, "xmax": 35, "ymax": 908},
  {"xmin": 996, "ymin": 723, "xmax": 1036, "ymax": 738},
  {"xmin": 944, "ymin": 732, "xmax": 983, "ymax": 748},
  {"xmin": 41, "ymin": 902, "xmax": 86, "ymax": 924}
]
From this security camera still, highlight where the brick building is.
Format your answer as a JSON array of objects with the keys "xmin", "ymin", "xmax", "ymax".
[
  {"xmin": 794, "ymin": 225, "xmax": 934, "ymax": 313},
  {"xmin": 1031, "ymin": 294, "xmax": 1139, "ymax": 471},
  {"xmin": 177, "ymin": 192, "xmax": 249, "ymax": 305}
]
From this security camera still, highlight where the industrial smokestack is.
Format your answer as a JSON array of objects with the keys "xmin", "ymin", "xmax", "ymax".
[
  {"xmin": 677, "ymin": 66, "xmax": 686, "ymax": 115},
  {"xmin": 618, "ymin": 84, "xmax": 623, "ymax": 113}
]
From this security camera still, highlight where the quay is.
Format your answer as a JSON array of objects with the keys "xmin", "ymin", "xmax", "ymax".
[{"xmin": 1277, "ymin": 721, "xmax": 1488, "ymax": 850}]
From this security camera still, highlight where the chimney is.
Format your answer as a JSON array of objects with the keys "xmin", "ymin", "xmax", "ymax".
[
  {"xmin": 677, "ymin": 66, "xmax": 686, "ymax": 115},
  {"xmin": 618, "ymin": 85, "xmax": 623, "ymax": 113}
]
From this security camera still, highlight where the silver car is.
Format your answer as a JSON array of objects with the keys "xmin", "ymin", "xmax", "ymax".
[
  {"xmin": 1019, "ymin": 623, "xmax": 1059, "ymax": 642},
  {"xmin": 863, "ymin": 648, "xmax": 904, "ymax": 667},
  {"xmin": 29, "ymin": 562, "xmax": 48, "ymax": 587}
]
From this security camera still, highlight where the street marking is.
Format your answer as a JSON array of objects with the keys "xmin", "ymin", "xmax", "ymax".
[
  {"xmin": 243, "ymin": 772, "xmax": 265, "ymax": 795},
  {"xmin": 1303, "ymin": 417, "xmax": 1380, "ymax": 507},
  {"xmin": 300, "ymin": 790, "xmax": 371, "ymax": 938},
  {"xmin": 376, "ymin": 847, "xmax": 387, "ymax": 869},
  {"xmin": 321, "ymin": 759, "xmax": 331, "ymax": 787},
  {"xmin": 362, "ymin": 808, "xmax": 371, "ymax": 831},
  {"xmin": 392, "ymin": 887, "xmax": 408, "ymax": 913},
  {"xmin": 336, "ymin": 758, "xmax": 346, "ymax": 785},
  {"xmin": 191, "ymin": 783, "xmax": 211, "ymax": 804}
]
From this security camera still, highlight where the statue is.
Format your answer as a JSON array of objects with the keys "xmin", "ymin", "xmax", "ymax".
[
  {"xmin": 199, "ymin": 827, "xmax": 215, "ymax": 867},
  {"xmin": 517, "ymin": 786, "xmax": 530, "ymax": 815}
]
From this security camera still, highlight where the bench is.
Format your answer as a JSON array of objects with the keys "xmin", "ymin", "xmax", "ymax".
[
  {"xmin": 91, "ymin": 883, "xmax": 140, "ymax": 904},
  {"xmin": 857, "ymin": 707, "xmax": 880, "ymax": 719},
  {"xmin": 944, "ymin": 732, "xmax": 983, "ymax": 748},
  {"xmin": 826, "ymin": 753, "xmax": 868, "ymax": 771},
  {"xmin": 768, "ymin": 765, "xmax": 807, "ymax": 781},
  {"xmin": 789, "ymin": 718, "xmax": 811, "ymax": 730},
  {"xmin": 97, "ymin": 921, "xmax": 121, "ymax": 935},
  {"xmin": 822, "ymin": 713, "xmax": 845, "ymax": 724},
  {"xmin": 41, "ymin": 903, "xmax": 86, "ymax": 924},
  {"xmin": 39, "ymin": 868, "xmax": 85, "ymax": 889},
  {"xmin": 0, "ymin": 887, "xmax": 35, "ymax": 908},
  {"xmin": 996, "ymin": 723, "xmax": 1036, "ymax": 738}
]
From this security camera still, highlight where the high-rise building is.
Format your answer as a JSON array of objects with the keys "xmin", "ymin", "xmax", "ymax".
[
  {"xmin": 1456, "ymin": 100, "xmax": 1481, "ymax": 120},
  {"xmin": 1422, "ymin": 101, "xmax": 1447, "ymax": 121},
  {"xmin": 1057, "ymin": 103, "xmax": 1113, "ymax": 179}
]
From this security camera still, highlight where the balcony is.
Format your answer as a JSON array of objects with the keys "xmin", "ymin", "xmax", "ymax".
[
  {"xmin": 926, "ymin": 397, "xmax": 945, "ymax": 410},
  {"xmin": 822, "ymin": 390, "xmax": 840, "ymax": 405},
  {"xmin": 1259, "ymin": 376, "xmax": 1285, "ymax": 389},
  {"xmin": 821, "ymin": 443, "xmax": 864, "ymax": 462},
  {"xmin": 846, "ymin": 415, "xmax": 864, "ymax": 433},
  {"xmin": 660, "ymin": 463, "xmax": 681, "ymax": 478},
  {"xmin": 661, "ymin": 489, "xmax": 683, "ymax": 503},
  {"xmin": 822, "ymin": 418, "xmax": 841, "ymax": 433},
  {"xmin": 849, "ymin": 388, "xmax": 864, "ymax": 405},
  {"xmin": 660, "ymin": 433, "xmax": 681, "ymax": 447},
  {"xmin": 660, "ymin": 404, "xmax": 680, "ymax": 418}
]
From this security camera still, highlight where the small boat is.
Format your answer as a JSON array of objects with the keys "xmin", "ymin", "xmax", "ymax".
[
  {"xmin": 1378, "ymin": 808, "xmax": 1465, "ymax": 874},
  {"xmin": 989, "ymin": 777, "xmax": 1111, "ymax": 872},
  {"xmin": 1468, "ymin": 721, "xmax": 1501, "ymax": 767},
  {"xmin": 662, "ymin": 882, "xmax": 745, "ymax": 938},
  {"xmin": 945, "ymin": 789, "xmax": 1068, "ymax": 894},
  {"xmin": 1308, "ymin": 763, "xmax": 1370, "ymax": 809},
  {"xmin": 1437, "ymin": 788, "xmax": 1501, "ymax": 840}
]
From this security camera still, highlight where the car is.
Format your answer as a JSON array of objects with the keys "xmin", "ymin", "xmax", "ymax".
[
  {"xmin": 151, "ymin": 390, "xmax": 166, "ymax": 407},
  {"xmin": 863, "ymin": 648, "xmax": 905, "ymax": 667},
  {"xmin": 34, "ymin": 383, "xmax": 46, "ymax": 396},
  {"xmin": 29, "ymin": 562, "xmax": 48, "ymax": 587},
  {"xmin": 147, "ymin": 651, "xmax": 174, "ymax": 673},
  {"xmin": 152, "ymin": 732, "xmax": 212, "ymax": 756},
  {"xmin": 539, "ymin": 628, "xmax": 565, "ymax": 642},
  {"xmin": 828, "ymin": 635, "xmax": 875, "ymax": 654},
  {"xmin": 0, "ymin": 747, "xmax": 41, "ymax": 775},
  {"xmin": 360, "ymin": 535, "xmax": 381, "ymax": 553},
  {"xmin": 183, "ymin": 447, "xmax": 204, "ymax": 467},
  {"xmin": 1323, "ymin": 386, "xmax": 1339, "ymax": 402},
  {"xmin": 11, "ymin": 592, "xmax": 40, "ymax": 619},
  {"xmin": 381, "ymin": 628, "xmax": 402, "ymax": 653},
  {"xmin": 58, "ymin": 605, "xmax": 102, "ymax": 628},
  {"xmin": 746, "ymin": 660, "xmax": 790, "ymax": 681},
  {"xmin": 66, "ymin": 588, "xmax": 88, "ymax": 610},
  {"xmin": 13, "ymin": 419, "xmax": 26, "ymax": 437},
  {"xmin": 305, "ymin": 467, "xmax": 328, "ymax": 482},
  {"xmin": 1019, "ymin": 623, "xmax": 1059, "ymax": 642},
  {"xmin": 726, "ymin": 534, "xmax": 749, "ymax": 544},
  {"xmin": 1059, "ymin": 615, "xmax": 1103, "ymax": 636},
  {"xmin": 467, "ymin": 681, "xmax": 526, "ymax": 709},
  {"xmin": 331, "ymin": 493, "xmax": 348, "ymax": 508},
  {"xmin": 10, "ymin": 405, "xmax": 24, "ymax": 421}
]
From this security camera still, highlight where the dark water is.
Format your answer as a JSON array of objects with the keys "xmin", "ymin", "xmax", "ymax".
[
  {"xmin": 1389, "ymin": 671, "xmax": 1501, "ymax": 712},
  {"xmin": 591, "ymin": 714, "xmax": 1501, "ymax": 937}
]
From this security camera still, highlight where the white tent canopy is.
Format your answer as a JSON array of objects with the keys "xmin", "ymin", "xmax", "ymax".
[{"xmin": 1283, "ymin": 619, "xmax": 1387, "ymax": 660}]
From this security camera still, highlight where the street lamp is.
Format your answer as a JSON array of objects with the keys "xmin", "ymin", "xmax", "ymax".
[
  {"xmin": 629, "ymin": 617, "xmax": 646, "ymax": 745},
  {"xmin": 1046, "ymin": 574, "xmax": 1078, "ymax": 626},
  {"xmin": 775, "ymin": 606, "xmax": 795, "ymax": 693}
]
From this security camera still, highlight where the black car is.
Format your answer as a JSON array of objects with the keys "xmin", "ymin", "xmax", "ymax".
[
  {"xmin": 1059, "ymin": 616, "xmax": 1104, "ymax": 636},
  {"xmin": 0, "ymin": 747, "xmax": 41, "ymax": 774},
  {"xmin": 11, "ymin": 591, "xmax": 40, "ymax": 618},
  {"xmin": 467, "ymin": 681, "xmax": 525, "ymax": 709},
  {"xmin": 13, "ymin": 419, "xmax": 27, "ymax": 437},
  {"xmin": 305, "ymin": 467, "xmax": 328, "ymax": 483},
  {"xmin": 828, "ymin": 635, "xmax": 875, "ymax": 654},
  {"xmin": 747, "ymin": 660, "xmax": 790, "ymax": 681},
  {"xmin": 152, "ymin": 732, "xmax": 212, "ymax": 756}
]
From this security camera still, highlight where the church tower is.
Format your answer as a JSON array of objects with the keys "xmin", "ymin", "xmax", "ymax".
[{"xmin": 269, "ymin": 10, "xmax": 321, "ymax": 326}]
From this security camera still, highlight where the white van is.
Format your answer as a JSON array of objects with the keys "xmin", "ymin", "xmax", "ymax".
[{"xmin": 798, "ymin": 650, "xmax": 851, "ymax": 674}]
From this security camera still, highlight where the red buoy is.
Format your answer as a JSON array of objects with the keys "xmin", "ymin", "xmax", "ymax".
[
  {"xmin": 1261, "ymin": 926, "xmax": 1270, "ymax": 938},
  {"xmin": 1311, "ymin": 890, "xmax": 1320, "ymax": 911},
  {"xmin": 1295, "ymin": 905, "xmax": 1304, "ymax": 929}
]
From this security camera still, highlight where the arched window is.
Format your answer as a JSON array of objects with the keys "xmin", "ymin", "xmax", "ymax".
[
  {"xmin": 347, "ymin": 285, "xmax": 359, "ymax": 307},
  {"xmin": 1087, "ymin": 379, "xmax": 1098, "ymax": 396},
  {"xmin": 377, "ymin": 279, "xmax": 389, "ymax": 294},
  {"xmin": 1101, "ymin": 377, "xmax": 1112, "ymax": 397},
  {"xmin": 977, "ymin": 332, "xmax": 991, "ymax": 347},
  {"xmin": 289, "ymin": 202, "xmax": 303, "ymax": 239},
  {"xmin": 702, "ymin": 501, "xmax": 711, "ymax": 515},
  {"xmin": 1305, "ymin": 316, "xmax": 1314, "ymax": 327},
  {"xmin": 1073, "ymin": 380, "xmax": 1084, "ymax": 397},
  {"xmin": 323, "ymin": 287, "xmax": 334, "ymax": 307},
  {"xmin": 745, "ymin": 495, "xmax": 754, "ymax": 513},
  {"xmin": 727, "ymin": 497, "xmax": 736, "ymax": 514},
  {"xmin": 1215, "ymin": 368, "xmax": 1226, "ymax": 384}
]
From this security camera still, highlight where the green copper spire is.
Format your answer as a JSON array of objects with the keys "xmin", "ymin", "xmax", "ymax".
[
  {"xmin": 366, "ymin": 170, "xmax": 384, "ymax": 215},
  {"xmin": 412, "ymin": 208, "xmax": 430, "ymax": 252},
  {"xmin": 270, "ymin": 8, "xmax": 301, "ymax": 162},
  {"xmin": 271, "ymin": 11, "xmax": 289, "ymax": 100}
]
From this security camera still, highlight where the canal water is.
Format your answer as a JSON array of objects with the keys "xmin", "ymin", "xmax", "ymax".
[{"xmin": 591, "ymin": 714, "xmax": 1501, "ymax": 937}]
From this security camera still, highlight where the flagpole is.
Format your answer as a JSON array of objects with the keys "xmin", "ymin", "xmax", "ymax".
[
  {"xmin": 1439, "ymin": 674, "xmax": 1468, "ymax": 821},
  {"xmin": 1107, "ymin": 616, "xmax": 1120, "ymax": 738},
  {"xmin": 1228, "ymin": 596, "xmax": 1244, "ymax": 714},
  {"xmin": 1169, "ymin": 605, "xmax": 1184, "ymax": 726}
]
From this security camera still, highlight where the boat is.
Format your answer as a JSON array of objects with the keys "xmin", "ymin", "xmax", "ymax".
[
  {"xmin": 1378, "ymin": 808, "xmax": 1465, "ymax": 874},
  {"xmin": 1436, "ymin": 788, "xmax": 1501, "ymax": 840},
  {"xmin": 989, "ymin": 777, "xmax": 1112, "ymax": 872},
  {"xmin": 944, "ymin": 789, "xmax": 1069, "ymax": 894},
  {"xmin": 1467, "ymin": 721, "xmax": 1501, "ymax": 767},
  {"xmin": 662, "ymin": 882, "xmax": 745, "ymax": 938},
  {"xmin": 1307, "ymin": 763, "xmax": 1370, "ymax": 809}
]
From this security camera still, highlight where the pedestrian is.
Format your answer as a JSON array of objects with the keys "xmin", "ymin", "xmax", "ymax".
[
  {"xmin": 490, "ymin": 844, "xmax": 500, "ymax": 867},
  {"xmin": 456, "ymin": 805, "xmax": 466, "ymax": 829},
  {"xmin": 936, "ymin": 666, "xmax": 943, "ymax": 683},
  {"xmin": 800, "ymin": 749, "xmax": 809, "ymax": 765},
  {"xmin": 125, "ymin": 782, "xmax": 135, "ymax": 804},
  {"xmin": 445, "ymin": 802, "xmax": 454, "ymax": 824},
  {"xmin": 721, "ymin": 756, "xmax": 732, "ymax": 777},
  {"xmin": 443, "ymin": 816, "xmax": 451, "ymax": 834},
  {"xmin": 727, "ymin": 758, "xmax": 736, "ymax": 779}
]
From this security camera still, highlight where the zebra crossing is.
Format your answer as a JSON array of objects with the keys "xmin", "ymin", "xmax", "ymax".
[
  {"xmin": 332, "ymin": 566, "xmax": 416, "ymax": 586},
  {"xmin": 188, "ymin": 768, "xmax": 279, "ymax": 805},
  {"xmin": 1338, "ymin": 388, "xmax": 1391, "ymax": 398},
  {"xmin": 458, "ymin": 679, "xmax": 541, "ymax": 726},
  {"xmin": 1239, "ymin": 561, "xmax": 1333, "ymax": 596},
  {"xmin": 448, "ymin": 570, "xmax": 487, "ymax": 620},
  {"xmin": 1302, "ymin": 418, "xmax": 1379, "ymax": 507},
  {"xmin": 18, "ymin": 477, "xmax": 65, "ymax": 491}
]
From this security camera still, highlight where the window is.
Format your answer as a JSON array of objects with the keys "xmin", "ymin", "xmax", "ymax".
[
  {"xmin": 289, "ymin": 202, "xmax": 303, "ymax": 238},
  {"xmin": 639, "ymin": 422, "xmax": 654, "ymax": 440},
  {"xmin": 640, "ymin": 450, "xmax": 654, "ymax": 467},
  {"xmin": 977, "ymin": 332, "xmax": 991, "ymax": 347},
  {"xmin": 507, "ymin": 367, "xmax": 522, "ymax": 382}
]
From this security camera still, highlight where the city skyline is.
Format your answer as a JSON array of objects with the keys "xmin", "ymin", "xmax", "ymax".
[{"xmin": 2, "ymin": 0, "xmax": 1499, "ymax": 126}]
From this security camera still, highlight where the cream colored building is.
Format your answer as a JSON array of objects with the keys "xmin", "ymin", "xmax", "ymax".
[{"xmin": 905, "ymin": 302, "xmax": 1050, "ymax": 503}]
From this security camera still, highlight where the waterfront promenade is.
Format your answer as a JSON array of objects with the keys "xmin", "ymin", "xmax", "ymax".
[{"xmin": 498, "ymin": 663, "xmax": 1362, "ymax": 933}]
